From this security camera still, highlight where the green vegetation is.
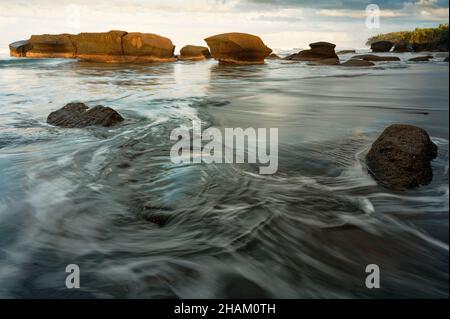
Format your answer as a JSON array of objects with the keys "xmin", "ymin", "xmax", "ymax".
[{"xmin": 367, "ymin": 24, "xmax": 449, "ymax": 51}]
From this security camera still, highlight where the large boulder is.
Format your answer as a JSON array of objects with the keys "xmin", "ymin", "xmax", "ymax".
[
  {"xmin": 204, "ymin": 32, "xmax": 272, "ymax": 64},
  {"xmin": 341, "ymin": 59, "xmax": 375, "ymax": 67},
  {"xmin": 371, "ymin": 41, "xmax": 394, "ymax": 52},
  {"xmin": 352, "ymin": 54, "xmax": 400, "ymax": 62},
  {"xmin": 179, "ymin": 45, "xmax": 211, "ymax": 61},
  {"xmin": 285, "ymin": 42, "xmax": 339, "ymax": 64},
  {"xmin": 122, "ymin": 33, "xmax": 176, "ymax": 62},
  {"xmin": 27, "ymin": 34, "xmax": 76, "ymax": 58},
  {"xmin": 366, "ymin": 124, "xmax": 438, "ymax": 189},
  {"xmin": 9, "ymin": 31, "xmax": 176, "ymax": 63},
  {"xmin": 47, "ymin": 103, "xmax": 124, "ymax": 128}
]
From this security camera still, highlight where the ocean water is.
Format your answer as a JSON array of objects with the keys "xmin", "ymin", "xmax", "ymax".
[{"xmin": 0, "ymin": 52, "xmax": 448, "ymax": 298}]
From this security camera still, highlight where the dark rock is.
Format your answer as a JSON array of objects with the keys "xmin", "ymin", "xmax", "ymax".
[
  {"xmin": 204, "ymin": 32, "xmax": 272, "ymax": 64},
  {"xmin": 179, "ymin": 45, "xmax": 211, "ymax": 60},
  {"xmin": 341, "ymin": 59, "xmax": 375, "ymax": 67},
  {"xmin": 47, "ymin": 102, "xmax": 124, "ymax": 128},
  {"xmin": 285, "ymin": 42, "xmax": 339, "ymax": 65},
  {"xmin": 366, "ymin": 124, "xmax": 438, "ymax": 189},
  {"xmin": 371, "ymin": 40, "xmax": 394, "ymax": 52},
  {"xmin": 337, "ymin": 50, "xmax": 356, "ymax": 54},
  {"xmin": 352, "ymin": 54, "xmax": 400, "ymax": 62},
  {"xmin": 444, "ymin": 57, "xmax": 449, "ymax": 62},
  {"xmin": 408, "ymin": 55, "xmax": 433, "ymax": 62},
  {"xmin": 393, "ymin": 41, "xmax": 412, "ymax": 52},
  {"xmin": 266, "ymin": 53, "xmax": 281, "ymax": 59}
]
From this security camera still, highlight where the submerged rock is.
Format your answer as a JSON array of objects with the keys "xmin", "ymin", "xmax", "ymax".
[
  {"xmin": 179, "ymin": 45, "xmax": 211, "ymax": 60},
  {"xmin": 285, "ymin": 42, "xmax": 340, "ymax": 64},
  {"xmin": 341, "ymin": 59, "xmax": 375, "ymax": 67},
  {"xmin": 408, "ymin": 55, "xmax": 433, "ymax": 62},
  {"xmin": 9, "ymin": 31, "xmax": 176, "ymax": 63},
  {"xmin": 337, "ymin": 50, "xmax": 356, "ymax": 54},
  {"xmin": 371, "ymin": 41, "xmax": 394, "ymax": 52},
  {"xmin": 366, "ymin": 124, "xmax": 438, "ymax": 189},
  {"xmin": 352, "ymin": 54, "xmax": 400, "ymax": 62},
  {"xmin": 47, "ymin": 103, "xmax": 124, "ymax": 128},
  {"xmin": 204, "ymin": 32, "xmax": 272, "ymax": 64}
]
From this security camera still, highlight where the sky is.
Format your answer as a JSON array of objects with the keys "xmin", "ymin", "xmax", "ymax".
[{"xmin": 0, "ymin": 0, "xmax": 448, "ymax": 54}]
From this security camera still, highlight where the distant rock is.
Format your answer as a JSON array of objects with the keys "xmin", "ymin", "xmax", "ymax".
[
  {"xmin": 179, "ymin": 45, "xmax": 211, "ymax": 61},
  {"xmin": 47, "ymin": 103, "xmax": 124, "ymax": 128},
  {"xmin": 204, "ymin": 32, "xmax": 272, "ymax": 64},
  {"xmin": 9, "ymin": 40, "xmax": 30, "ymax": 57},
  {"xmin": 285, "ymin": 42, "xmax": 340, "ymax": 65},
  {"xmin": 408, "ymin": 55, "xmax": 433, "ymax": 62},
  {"xmin": 266, "ymin": 53, "xmax": 281, "ymax": 59},
  {"xmin": 341, "ymin": 59, "xmax": 375, "ymax": 67},
  {"xmin": 352, "ymin": 54, "xmax": 400, "ymax": 62},
  {"xmin": 9, "ymin": 31, "xmax": 176, "ymax": 63},
  {"xmin": 371, "ymin": 41, "xmax": 394, "ymax": 52},
  {"xmin": 366, "ymin": 124, "xmax": 438, "ymax": 189},
  {"xmin": 445, "ymin": 57, "xmax": 449, "ymax": 62},
  {"xmin": 393, "ymin": 41, "xmax": 412, "ymax": 53},
  {"xmin": 337, "ymin": 50, "xmax": 356, "ymax": 54}
]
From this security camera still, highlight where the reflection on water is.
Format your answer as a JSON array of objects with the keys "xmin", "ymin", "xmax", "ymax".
[{"xmin": 0, "ymin": 55, "xmax": 448, "ymax": 298}]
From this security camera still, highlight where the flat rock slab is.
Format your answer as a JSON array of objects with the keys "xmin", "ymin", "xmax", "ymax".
[
  {"xmin": 47, "ymin": 103, "xmax": 124, "ymax": 128},
  {"xmin": 341, "ymin": 59, "xmax": 375, "ymax": 67},
  {"xmin": 408, "ymin": 55, "xmax": 433, "ymax": 62},
  {"xmin": 366, "ymin": 124, "xmax": 438, "ymax": 190},
  {"xmin": 352, "ymin": 54, "xmax": 400, "ymax": 62}
]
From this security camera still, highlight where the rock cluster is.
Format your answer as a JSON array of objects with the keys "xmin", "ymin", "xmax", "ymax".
[
  {"xmin": 285, "ymin": 42, "xmax": 340, "ymax": 65},
  {"xmin": 10, "ymin": 31, "xmax": 176, "ymax": 63}
]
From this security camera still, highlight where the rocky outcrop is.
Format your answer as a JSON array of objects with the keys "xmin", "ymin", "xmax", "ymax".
[
  {"xmin": 341, "ymin": 59, "xmax": 375, "ymax": 67},
  {"xmin": 352, "ymin": 54, "xmax": 400, "ymax": 62},
  {"xmin": 47, "ymin": 103, "xmax": 124, "ymax": 128},
  {"xmin": 393, "ymin": 41, "xmax": 412, "ymax": 53},
  {"xmin": 285, "ymin": 42, "xmax": 340, "ymax": 64},
  {"xmin": 204, "ymin": 32, "xmax": 272, "ymax": 64},
  {"xmin": 408, "ymin": 55, "xmax": 433, "ymax": 62},
  {"xmin": 179, "ymin": 45, "xmax": 211, "ymax": 61},
  {"xmin": 366, "ymin": 124, "xmax": 438, "ymax": 189},
  {"xmin": 371, "ymin": 41, "xmax": 394, "ymax": 52},
  {"xmin": 9, "ymin": 31, "xmax": 176, "ymax": 63}
]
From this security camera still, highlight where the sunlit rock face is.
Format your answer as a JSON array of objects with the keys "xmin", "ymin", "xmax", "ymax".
[
  {"xmin": 9, "ymin": 31, "xmax": 176, "ymax": 63},
  {"xmin": 204, "ymin": 32, "xmax": 272, "ymax": 65}
]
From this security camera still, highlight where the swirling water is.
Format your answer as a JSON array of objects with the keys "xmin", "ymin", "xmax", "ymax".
[{"xmin": 0, "ymin": 52, "xmax": 448, "ymax": 298}]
